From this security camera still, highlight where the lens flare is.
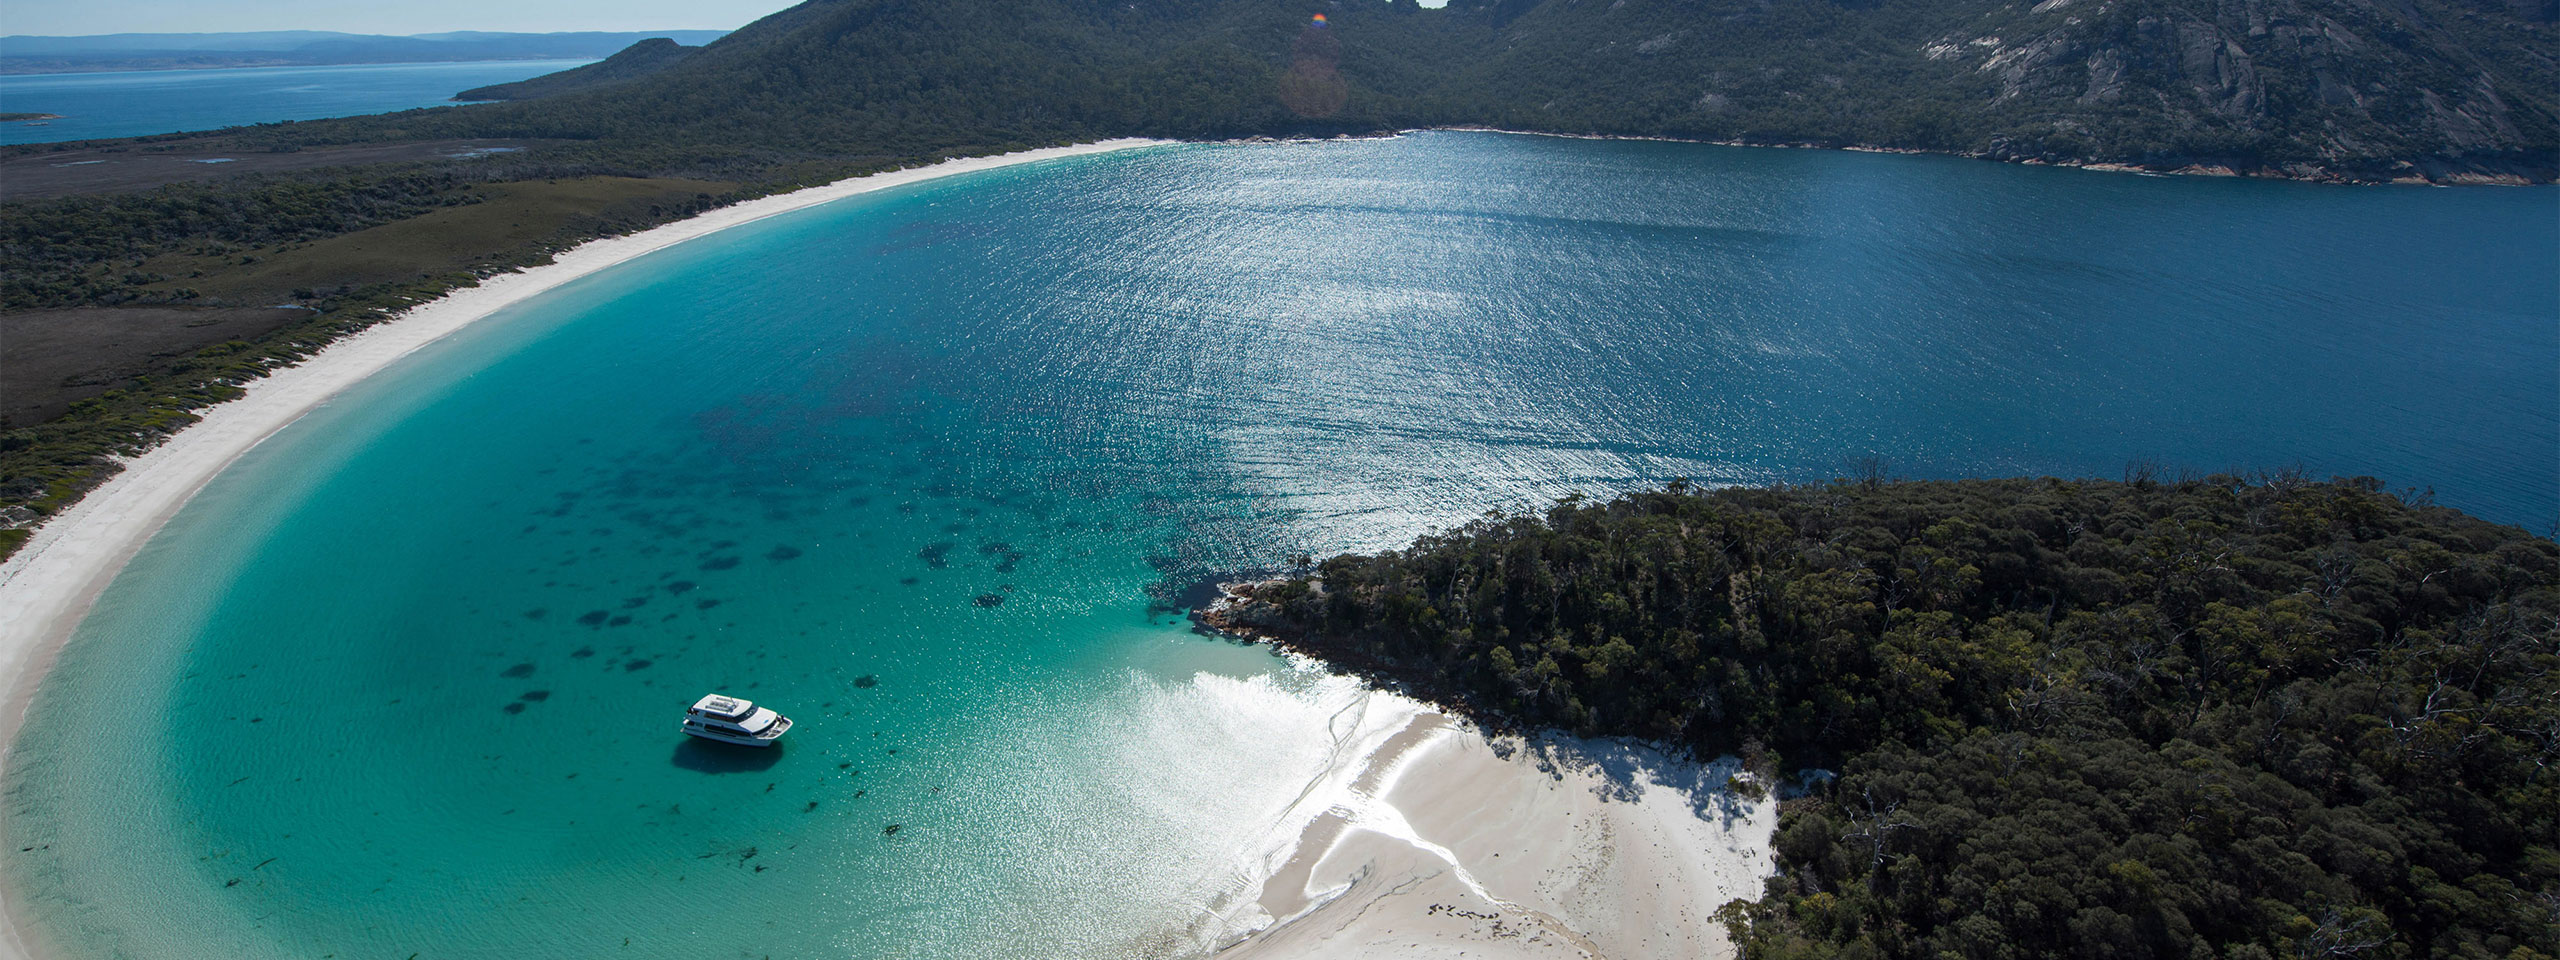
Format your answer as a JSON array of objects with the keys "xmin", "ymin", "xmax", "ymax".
[{"xmin": 1309, "ymin": 13, "xmax": 1328, "ymax": 26}]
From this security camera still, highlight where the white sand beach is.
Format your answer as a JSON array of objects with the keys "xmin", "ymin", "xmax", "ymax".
[
  {"xmin": 0, "ymin": 137, "xmax": 1165, "ymax": 960},
  {"xmin": 1215, "ymin": 706, "xmax": 1779, "ymax": 960}
]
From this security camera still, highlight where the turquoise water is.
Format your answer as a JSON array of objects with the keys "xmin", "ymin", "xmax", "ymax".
[
  {"xmin": 0, "ymin": 60, "xmax": 594, "ymax": 145},
  {"xmin": 7, "ymin": 132, "xmax": 2556, "ymax": 959}
]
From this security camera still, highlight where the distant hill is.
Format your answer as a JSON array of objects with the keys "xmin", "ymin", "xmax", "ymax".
[
  {"xmin": 454, "ymin": 38, "xmax": 700, "ymax": 101},
  {"xmin": 1, "ymin": 32, "xmax": 368, "ymax": 54},
  {"xmin": 1421, "ymin": 0, "xmax": 2560, "ymax": 182},
  {"xmin": 332, "ymin": 0, "xmax": 2552, "ymax": 183},
  {"xmin": 0, "ymin": 30, "xmax": 729, "ymax": 74}
]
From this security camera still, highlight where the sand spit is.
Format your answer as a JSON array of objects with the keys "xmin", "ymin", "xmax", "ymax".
[
  {"xmin": 1216, "ymin": 709, "xmax": 1779, "ymax": 959},
  {"xmin": 1191, "ymin": 585, "xmax": 1781, "ymax": 959},
  {"xmin": 0, "ymin": 137, "xmax": 1166, "ymax": 960}
]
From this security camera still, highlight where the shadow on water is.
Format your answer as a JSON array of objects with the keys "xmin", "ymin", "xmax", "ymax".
[
  {"xmin": 1163, "ymin": 568, "xmax": 1278, "ymax": 620},
  {"xmin": 670, "ymin": 738, "xmax": 786, "ymax": 773}
]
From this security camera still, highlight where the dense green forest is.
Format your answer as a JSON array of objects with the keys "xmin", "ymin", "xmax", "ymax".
[{"xmin": 1200, "ymin": 475, "xmax": 2559, "ymax": 958}]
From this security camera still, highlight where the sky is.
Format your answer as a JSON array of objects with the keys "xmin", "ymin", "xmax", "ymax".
[{"xmin": 3, "ymin": 0, "xmax": 803, "ymax": 37}]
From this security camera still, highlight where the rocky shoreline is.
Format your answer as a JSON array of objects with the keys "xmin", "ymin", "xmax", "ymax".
[
  {"xmin": 1429, "ymin": 126, "xmax": 2551, "ymax": 185},
  {"xmin": 1191, "ymin": 577, "xmax": 1533, "ymax": 740},
  {"xmin": 1188, "ymin": 577, "xmax": 1295, "ymax": 643},
  {"xmin": 1191, "ymin": 579, "xmax": 1400, "ymax": 680}
]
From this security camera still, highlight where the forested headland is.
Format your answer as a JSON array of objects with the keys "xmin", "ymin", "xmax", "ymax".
[{"xmin": 1198, "ymin": 474, "xmax": 2559, "ymax": 958}]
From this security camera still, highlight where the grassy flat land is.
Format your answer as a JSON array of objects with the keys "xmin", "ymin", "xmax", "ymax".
[
  {"xmin": 0, "ymin": 174, "xmax": 734, "ymax": 547},
  {"xmin": 0, "ymin": 175, "xmax": 730, "ymax": 431},
  {"xmin": 0, "ymin": 139, "xmax": 558, "ymax": 202},
  {"xmin": 0, "ymin": 306, "xmax": 314, "ymax": 429},
  {"xmin": 133, "ymin": 175, "xmax": 733, "ymax": 304}
]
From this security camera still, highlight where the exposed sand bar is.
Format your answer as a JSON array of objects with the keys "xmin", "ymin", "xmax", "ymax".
[
  {"xmin": 0, "ymin": 137, "xmax": 1167, "ymax": 960},
  {"xmin": 1216, "ymin": 704, "xmax": 1779, "ymax": 959}
]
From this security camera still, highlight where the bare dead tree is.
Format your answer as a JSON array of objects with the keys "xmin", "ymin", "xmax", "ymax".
[
  {"xmin": 2292, "ymin": 906, "xmax": 2391, "ymax": 959},
  {"xmin": 1840, "ymin": 785, "xmax": 1922, "ymax": 885},
  {"xmin": 2311, "ymin": 550, "xmax": 2359, "ymax": 612}
]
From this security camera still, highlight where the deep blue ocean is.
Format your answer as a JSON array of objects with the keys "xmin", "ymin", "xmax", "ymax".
[
  {"xmin": 0, "ymin": 59, "xmax": 594, "ymax": 145},
  {"xmin": 6, "ymin": 132, "xmax": 2555, "ymax": 959}
]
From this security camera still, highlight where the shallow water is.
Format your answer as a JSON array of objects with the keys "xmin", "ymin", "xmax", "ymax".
[
  {"xmin": 7, "ymin": 132, "xmax": 2555, "ymax": 959},
  {"xmin": 0, "ymin": 59, "xmax": 594, "ymax": 145}
]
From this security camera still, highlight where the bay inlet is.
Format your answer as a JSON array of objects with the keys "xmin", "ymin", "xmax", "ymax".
[{"xmin": 4, "ymin": 131, "xmax": 2553, "ymax": 958}]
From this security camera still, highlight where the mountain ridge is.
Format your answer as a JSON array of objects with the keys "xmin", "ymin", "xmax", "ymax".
[
  {"xmin": 388, "ymin": 0, "xmax": 2553, "ymax": 184},
  {"xmin": 454, "ymin": 38, "xmax": 701, "ymax": 101}
]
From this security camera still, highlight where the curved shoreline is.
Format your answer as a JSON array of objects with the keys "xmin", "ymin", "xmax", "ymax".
[{"xmin": 0, "ymin": 136, "xmax": 1167, "ymax": 960}]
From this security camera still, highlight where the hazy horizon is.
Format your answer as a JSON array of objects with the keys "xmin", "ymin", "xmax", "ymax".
[
  {"xmin": 0, "ymin": 29, "xmax": 721, "ymax": 39},
  {"xmin": 2, "ymin": 0, "xmax": 796, "ymax": 39}
]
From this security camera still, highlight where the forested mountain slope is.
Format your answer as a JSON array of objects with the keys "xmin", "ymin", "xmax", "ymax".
[
  {"xmin": 454, "ymin": 38, "xmax": 703, "ymax": 102},
  {"xmin": 1200, "ymin": 476, "xmax": 2560, "ymax": 958},
  {"xmin": 404, "ymin": 0, "xmax": 2556, "ymax": 181},
  {"xmin": 1432, "ymin": 0, "xmax": 2558, "ymax": 180},
  {"xmin": 361, "ymin": 0, "xmax": 1451, "ymax": 168}
]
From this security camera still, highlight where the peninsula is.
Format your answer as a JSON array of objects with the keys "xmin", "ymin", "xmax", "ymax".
[{"xmin": 1198, "ymin": 476, "xmax": 2560, "ymax": 957}]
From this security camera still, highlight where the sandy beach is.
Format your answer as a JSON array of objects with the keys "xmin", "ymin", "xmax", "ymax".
[
  {"xmin": 1178, "ymin": 586, "xmax": 1781, "ymax": 959},
  {"xmin": 0, "ymin": 136, "xmax": 1164, "ymax": 960},
  {"xmin": 1210, "ymin": 701, "xmax": 1779, "ymax": 960}
]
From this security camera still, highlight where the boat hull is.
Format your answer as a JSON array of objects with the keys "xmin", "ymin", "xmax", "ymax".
[{"xmin": 680, "ymin": 715, "xmax": 790, "ymax": 746}]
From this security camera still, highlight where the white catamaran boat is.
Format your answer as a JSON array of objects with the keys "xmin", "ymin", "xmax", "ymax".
[{"xmin": 681, "ymin": 693, "xmax": 792, "ymax": 747}]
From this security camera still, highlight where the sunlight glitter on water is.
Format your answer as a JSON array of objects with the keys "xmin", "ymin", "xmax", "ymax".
[{"xmin": 7, "ymin": 132, "xmax": 2553, "ymax": 959}]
